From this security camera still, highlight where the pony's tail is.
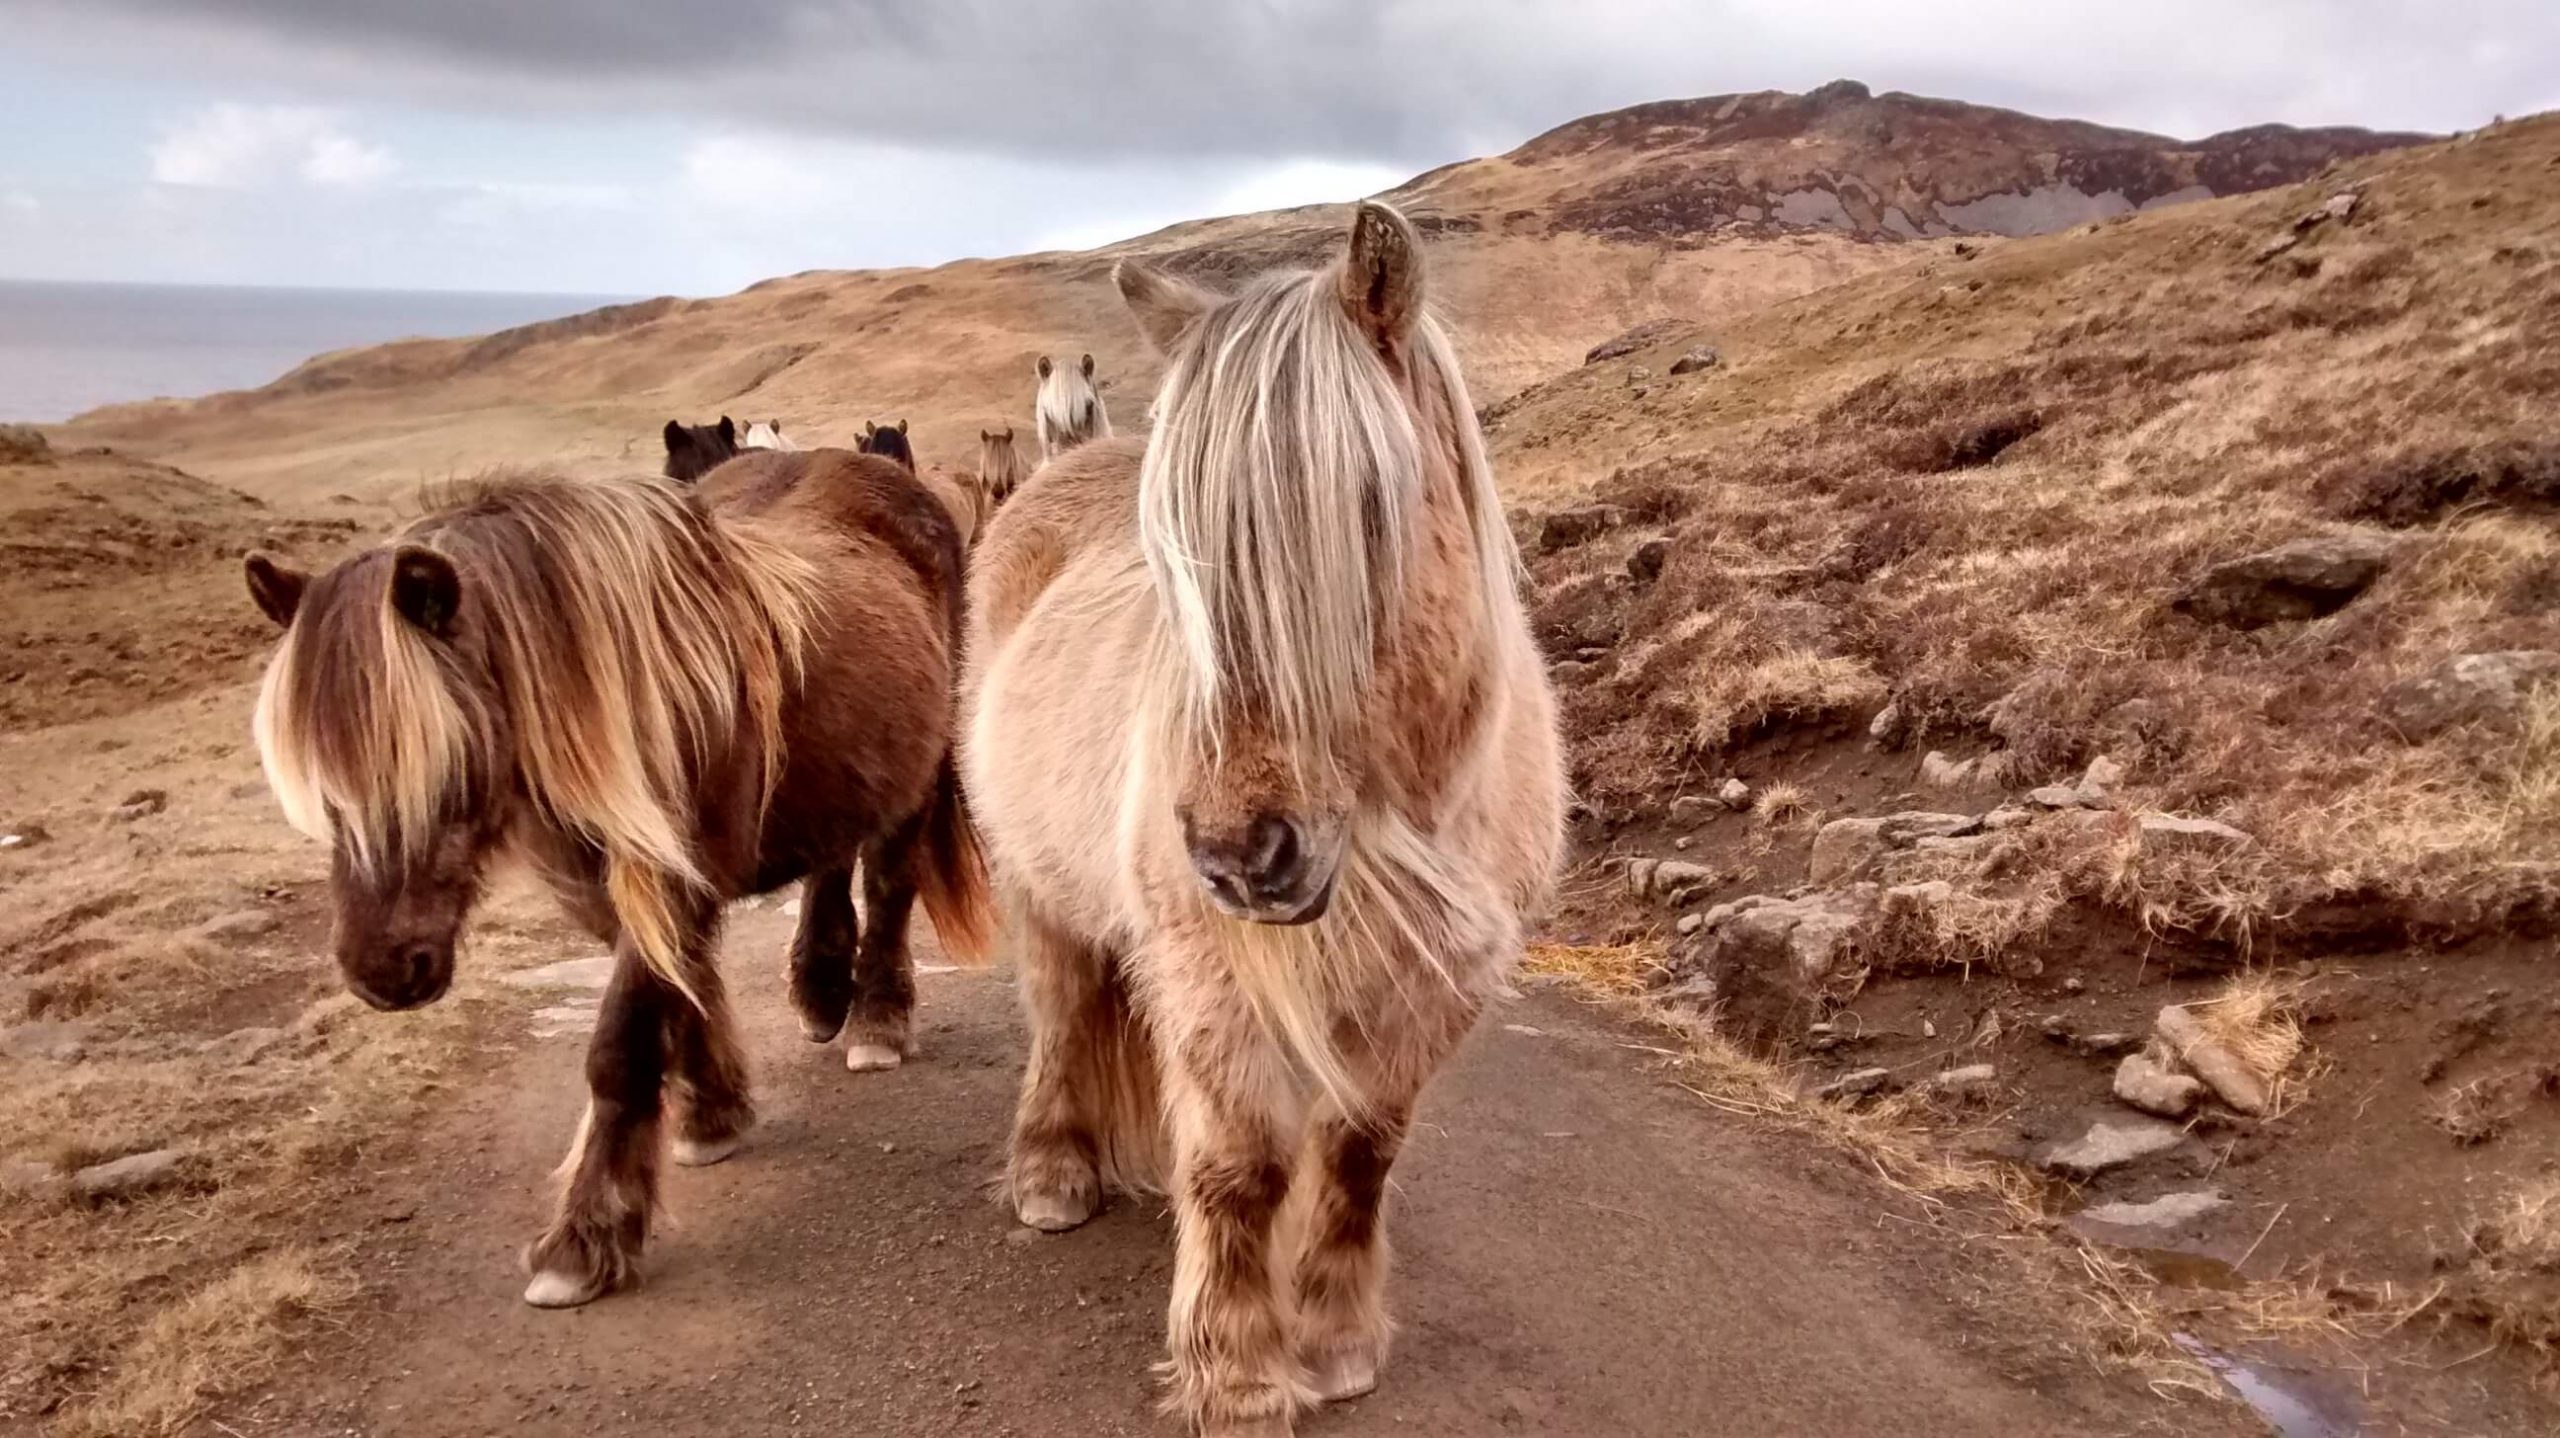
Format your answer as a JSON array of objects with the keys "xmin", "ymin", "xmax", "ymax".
[{"xmin": 915, "ymin": 756, "xmax": 996, "ymax": 964}]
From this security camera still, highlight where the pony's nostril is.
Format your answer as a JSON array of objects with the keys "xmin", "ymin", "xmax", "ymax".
[
  {"xmin": 398, "ymin": 944, "xmax": 439, "ymax": 997},
  {"xmin": 1245, "ymin": 815, "xmax": 1302, "ymax": 895}
]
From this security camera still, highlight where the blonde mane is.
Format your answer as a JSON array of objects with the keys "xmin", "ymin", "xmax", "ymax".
[
  {"xmin": 253, "ymin": 473, "xmax": 821, "ymax": 1003},
  {"xmin": 1035, "ymin": 354, "xmax": 1112, "ymax": 461},
  {"xmin": 977, "ymin": 428, "xmax": 1032, "ymax": 504},
  {"xmin": 1135, "ymin": 266, "xmax": 1515, "ymax": 769}
]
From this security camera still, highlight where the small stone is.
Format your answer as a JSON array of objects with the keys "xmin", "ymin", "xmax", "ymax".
[
  {"xmin": 1868, "ymin": 698, "xmax": 1906, "ymax": 747},
  {"xmin": 1815, "ymin": 1067, "xmax": 1892, "ymax": 1101},
  {"xmin": 70, "ymin": 1148, "xmax": 186, "ymax": 1201},
  {"xmin": 1980, "ymin": 806, "xmax": 2034, "ymax": 831},
  {"xmin": 110, "ymin": 788, "xmax": 169, "ymax": 823},
  {"xmin": 2038, "ymin": 1116, "xmax": 2187, "ymax": 1177},
  {"xmin": 2138, "ymin": 814, "xmax": 2252, "ymax": 849},
  {"xmin": 2077, "ymin": 1031, "xmax": 2142, "ymax": 1058},
  {"xmin": 200, "ymin": 910, "xmax": 280, "ymax": 941},
  {"xmin": 2025, "ymin": 784, "xmax": 2094, "ymax": 810},
  {"xmin": 2156, "ymin": 1005, "xmax": 2270, "ymax": 1115},
  {"xmin": 1667, "ymin": 796, "xmax": 1715, "ymax": 828},
  {"xmin": 1675, "ymin": 913, "xmax": 1704, "ymax": 936},
  {"xmin": 0, "ymin": 1021, "xmax": 92, "ymax": 1064},
  {"xmin": 2253, "ymin": 230, "xmax": 2302, "ymax": 263},
  {"xmin": 1717, "ymin": 778, "xmax": 1751, "ymax": 809},
  {"xmin": 1671, "ymin": 835, "xmax": 1691, "ymax": 851},
  {"xmin": 1668, "ymin": 346, "xmax": 1720, "ymax": 376},
  {"xmin": 2078, "ymin": 1190, "xmax": 2229, "ymax": 1232},
  {"xmin": 1924, "ymin": 1063, "xmax": 1997, "ymax": 1098},
  {"xmin": 1626, "ymin": 365, "xmax": 1653, "ymax": 382},
  {"xmin": 2078, "ymin": 754, "xmax": 2126, "ymax": 799},
  {"xmin": 2063, "ymin": 977, "xmax": 2085, "ymax": 994},
  {"xmin": 2113, "ymin": 1051, "xmax": 2205, "ymax": 1118},
  {"xmin": 1625, "ymin": 857, "xmax": 1660, "ymax": 899},
  {"xmin": 1918, "ymin": 751, "xmax": 1975, "ymax": 788},
  {"xmin": 1627, "ymin": 536, "xmax": 1672, "ymax": 583}
]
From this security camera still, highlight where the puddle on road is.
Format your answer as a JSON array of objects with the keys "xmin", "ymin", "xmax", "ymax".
[{"xmin": 2174, "ymin": 1334, "xmax": 2364, "ymax": 1438}]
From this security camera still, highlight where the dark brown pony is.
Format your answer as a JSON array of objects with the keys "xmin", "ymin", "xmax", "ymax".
[
  {"xmin": 662, "ymin": 416, "xmax": 740, "ymax": 481},
  {"xmin": 858, "ymin": 417, "xmax": 915, "ymax": 471},
  {"xmin": 245, "ymin": 452, "xmax": 990, "ymax": 1308}
]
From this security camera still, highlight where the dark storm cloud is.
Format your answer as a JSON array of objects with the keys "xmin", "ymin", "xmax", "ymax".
[{"xmin": 12, "ymin": 0, "xmax": 2559, "ymax": 162}]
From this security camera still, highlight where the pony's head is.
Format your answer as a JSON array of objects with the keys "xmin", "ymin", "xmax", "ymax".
[
  {"xmin": 858, "ymin": 418, "xmax": 915, "ymax": 471},
  {"xmin": 242, "ymin": 544, "xmax": 509, "ymax": 1008},
  {"xmin": 1117, "ymin": 202, "xmax": 1509, "ymax": 926},
  {"xmin": 740, "ymin": 419, "xmax": 792, "ymax": 451},
  {"xmin": 1034, "ymin": 353, "xmax": 1110, "ymax": 458},
  {"xmin": 976, "ymin": 426, "xmax": 1028, "ymax": 508},
  {"xmin": 245, "ymin": 476, "xmax": 815, "ymax": 1012},
  {"xmin": 662, "ymin": 416, "xmax": 739, "ymax": 482}
]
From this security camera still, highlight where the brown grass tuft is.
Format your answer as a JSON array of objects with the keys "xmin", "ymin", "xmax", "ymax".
[{"xmin": 61, "ymin": 1247, "xmax": 358, "ymax": 1438}]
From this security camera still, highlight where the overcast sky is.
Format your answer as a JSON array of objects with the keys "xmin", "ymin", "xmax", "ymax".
[{"xmin": 0, "ymin": 1, "xmax": 2550, "ymax": 297}]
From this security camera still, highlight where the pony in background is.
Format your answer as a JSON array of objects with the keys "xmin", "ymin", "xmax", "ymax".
[
  {"xmin": 976, "ymin": 427, "xmax": 1031, "ymax": 512},
  {"xmin": 742, "ymin": 419, "xmax": 801, "ymax": 451},
  {"xmin": 1033, "ymin": 353, "xmax": 1111, "ymax": 462},
  {"xmin": 661, "ymin": 416, "xmax": 740, "ymax": 482},
  {"xmin": 246, "ymin": 452, "xmax": 989, "ymax": 1310},
  {"xmin": 962, "ymin": 203, "xmax": 1563, "ymax": 1435},
  {"xmin": 858, "ymin": 418, "xmax": 915, "ymax": 471}
]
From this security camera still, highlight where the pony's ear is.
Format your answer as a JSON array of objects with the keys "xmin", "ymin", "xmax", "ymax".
[
  {"xmin": 717, "ymin": 416, "xmax": 736, "ymax": 445},
  {"xmin": 1036, "ymin": 355, "xmax": 1054, "ymax": 380},
  {"xmin": 1079, "ymin": 352, "xmax": 1095, "ymax": 378},
  {"xmin": 387, "ymin": 546, "xmax": 462, "ymax": 640},
  {"xmin": 1001, "ymin": 426, "xmax": 1013, "ymax": 441},
  {"xmin": 662, "ymin": 420, "xmax": 689, "ymax": 454},
  {"xmin": 896, "ymin": 417, "xmax": 908, "ymax": 435},
  {"xmin": 862, "ymin": 420, "xmax": 877, "ymax": 439},
  {"xmin": 243, "ymin": 551, "xmax": 308, "ymax": 629},
  {"xmin": 1337, "ymin": 201, "xmax": 1423, "ymax": 348},
  {"xmin": 1115, "ymin": 261, "xmax": 1215, "ymax": 356}
]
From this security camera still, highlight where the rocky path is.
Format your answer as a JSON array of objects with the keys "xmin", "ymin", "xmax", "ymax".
[{"xmin": 205, "ymin": 902, "xmax": 2237, "ymax": 1437}]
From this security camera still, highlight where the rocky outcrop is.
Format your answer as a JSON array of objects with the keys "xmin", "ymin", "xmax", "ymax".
[
  {"xmin": 1658, "ymin": 887, "xmax": 1876, "ymax": 1048},
  {"xmin": 2381, "ymin": 651, "xmax": 2560, "ymax": 739},
  {"xmin": 2171, "ymin": 533, "xmax": 2395, "ymax": 628}
]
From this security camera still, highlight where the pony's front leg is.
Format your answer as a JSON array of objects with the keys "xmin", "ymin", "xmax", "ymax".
[
  {"xmin": 1291, "ymin": 1107, "xmax": 1407, "ymax": 1403},
  {"xmin": 1163, "ymin": 1032, "xmax": 1310, "ymax": 1437},
  {"xmin": 522, "ymin": 934, "xmax": 679, "ymax": 1308}
]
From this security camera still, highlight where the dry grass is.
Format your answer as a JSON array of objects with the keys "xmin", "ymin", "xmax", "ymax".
[
  {"xmin": 1750, "ymin": 781, "xmax": 1811, "ymax": 826},
  {"xmin": 62, "ymin": 1248, "xmax": 359, "ymax": 1438},
  {"xmin": 1521, "ymin": 119, "xmax": 2560, "ymax": 946},
  {"xmin": 2449, "ymin": 1179, "xmax": 2560, "ymax": 1358},
  {"xmin": 1520, "ymin": 938, "xmax": 1656, "ymax": 997},
  {"xmin": 2193, "ymin": 972, "xmax": 2308, "ymax": 1090}
]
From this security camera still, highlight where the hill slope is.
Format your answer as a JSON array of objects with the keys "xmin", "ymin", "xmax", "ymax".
[{"xmin": 54, "ymin": 84, "xmax": 2418, "ymax": 506}]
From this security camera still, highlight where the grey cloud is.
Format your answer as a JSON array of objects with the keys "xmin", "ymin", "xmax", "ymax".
[{"xmin": 11, "ymin": 0, "xmax": 2559, "ymax": 164}]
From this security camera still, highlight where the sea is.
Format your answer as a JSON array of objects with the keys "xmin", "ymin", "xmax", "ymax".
[{"xmin": 0, "ymin": 279, "xmax": 636, "ymax": 424}]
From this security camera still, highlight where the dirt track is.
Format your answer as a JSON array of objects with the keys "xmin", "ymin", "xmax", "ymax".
[{"xmin": 193, "ymin": 902, "xmax": 2236, "ymax": 1438}]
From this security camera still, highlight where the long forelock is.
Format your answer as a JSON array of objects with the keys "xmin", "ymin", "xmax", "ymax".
[
  {"xmin": 1037, "ymin": 365, "xmax": 1109, "ymax": 448},
  {"xmin": 1137, "ymin": 267, "xmax": 1435, "ymax": 763}
]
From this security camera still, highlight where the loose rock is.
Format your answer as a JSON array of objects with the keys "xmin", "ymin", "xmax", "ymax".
[
  {"xmin": 1918, "ymin": 751, "xmax": 1975, "ymax": 788},
  {"xmin": 1674, "ymin": 913, "xmax": 1704, "ymax": 936},
  {"xmin": 2039, "ymin": 1116, "xmax": 2188, "ymax": 1177},
  {"xmin": 1923, "ymin": 1063, "xmax": 1997, "ymax": 1099},
  {"xmin": 2078, "ymin": 754, "xmax": 2126, "ymax": 800},
  {"xmin": 1660, "ymin": 886, "xmax": 1877, "ymax": 1047},
  {"xmin": 0, "ymin": 823, "xmax": 47, "ymax": 851},
  {"xmin": 2171, "ymin": 533, "xmax": 2395, "ymax": 629},
  {"xmin": 1584, "ymin": 318, "xmax": 1685, "ymax": 365},
  {"xmin": 71, "ymin": 1148, "xmax": 186, "ymax": 1201},
  {"xmin": 1667, "ymin": 795, "xmax": 1716, "ymax": 828},
  {"xmin": 1815, "ymin": 1067, "xmax": 1892, "ymax": 1101},
  {"xmin": 1625, "ymin": 858, "xmax": 1660, "ymax": 899},
  {"xmin": 0, "ymin": 1021, "xmax": 92, "ymax": 1063},
  {"xmin": 1809, "ymin": 818, "xmax": 1887, "ymax": 884},
  {"xmin": 111, "ymin": 788, "xmax": 169, "ymax": 823},
  {"xmin": 2138, "ymin": 814, "xmax": 2252, "ymax": 850},
  {"xmin": 2113, "ymin": 1050, "xmax": 2205, "ymax": 1118},
  {"xmin": 2380, "ymin": 651, "xmax": 2560, "ymax": 739},
  {"xmin": 1668, "ymin": 346, "xmax": 1720, "ymax": 376},
  {"xmin": 2156, "ymin": 1005, "xmax": 2270, "ymax": 1115},
  {"xmin": 1717, "ymin": 778, "xmax": 1751, "ymax": 809},
  {"xmin": 1626, "ymin": 536, "xmax": 1672, "ymax": 583},
  {"xmin": 2025, "ymin": 784, "xmax": 2095, "ymax": 810},
  {"xmin": 2077, "ymin": 1190, "xmax": 2228, "ymax": 1232}
]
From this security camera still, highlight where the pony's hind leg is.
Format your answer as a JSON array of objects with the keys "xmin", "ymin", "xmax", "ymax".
[
  {"xmin": 1006, "ymin": 912, "xmax": 1138, "ymax": 1233},
  {"xmin": 786, "ymin": 868, "xmax": 859, "ymax": 1043},
  {"xmin": 523, "ymin": 935, "xmax": 678, "ymax": 1309},
  {"xmin": 665, "ymin": 949, "xmax": 755, "ymax": 1168},
  {"xmin": 844, "ymin": 820, "xmax": 923, "ymax": 1072}
]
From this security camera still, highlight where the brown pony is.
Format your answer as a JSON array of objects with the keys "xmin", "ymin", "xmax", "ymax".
[
  {"xmin": 661, "ymin": 416, "xmax": 740, "ymax": 481},
  {"xmin": 245, "ymin": 452, "xmax": 990, "ymax": 1308},
  {"xmin": 962, "ymin": 203, "xmax": 1564, "ymax": 1434},
  {"xmin": 976, "ymin": 426, "xmax": 1031, "ymax": 512}
]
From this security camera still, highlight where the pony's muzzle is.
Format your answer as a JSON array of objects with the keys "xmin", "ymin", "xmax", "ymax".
[
  {"xmin": 1183, "ymin": 812, "xmax": 1336, "ymax": 925},
  {"xmin": 345, "ymin": 941, "xmax": 454, "ymax": 1011}
]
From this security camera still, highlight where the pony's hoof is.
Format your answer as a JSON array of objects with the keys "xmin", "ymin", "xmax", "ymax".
[
  {"xmin": 1015, "ymin": 1187, "xmax": 1096, "ymax": 1233},
  {"xmin": 671, "ymin": 1130, "xmax": 746, "ymax": 1167},
  {"xmin": 1308, "ymin": 1349, "xmax": 1379, "ymax": 1404},
  {"xmin": 796, "ymin": 1012, "xmax": 845, "ymax": 1043},
  {"xmin": 844, "ymin": 1041, "xmax": 904, "ymax": 1072},
  {"xmin": 522, "ymin": 1269, "xmax": 608, "ymax": 1309}
]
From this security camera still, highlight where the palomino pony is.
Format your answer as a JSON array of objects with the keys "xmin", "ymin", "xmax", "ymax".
[
  {"xmin": 742, "ymin": 419, "xmax": 801, "ymax": 451},
  {"xmin": 245, "ymin": 452, "xmax": 990, "ymax": 1308},
  {"xmin": 976, "ymin": 426, "xmax": 1031, "ymax": 512},
  {"xmin": 963, "ymin": 203, "xmax": 1563, "ymax": 1435},
  {"xmin": 1033, "ymin": 352, "xmax": 1111, "ymax": 462},
  {"xmin": 661, "ymin": 416, "xmax": 740, "ymax": 481}
]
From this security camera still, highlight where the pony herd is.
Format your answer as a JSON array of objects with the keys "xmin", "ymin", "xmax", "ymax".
[{"xmin": 241, "ymin": 202, "xmax": 1563, "ymax": 1437}]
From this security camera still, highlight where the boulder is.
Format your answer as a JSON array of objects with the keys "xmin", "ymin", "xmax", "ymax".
[
  {"xmin": 1626, "ymin": 536, "xmax": 1672, "ymax": 583},
  {"xmin": 2038, "ymin": 1116, "xmax": 2187, "ymax": 1177},
  {"xmin": 1918, "ymin": 751, "xmax": 1975, "ymax": 787},
  {"xmin": 2155, "ymin": 1005, "xmax": 2270, "ymax": 1115},
  {"xmin": 2380, "ymin": 651, "xmax": 2560, "ymax": 739},
  {"xmin": 2113, "ymin": 1050, "xmax": 2205, "ymax": 1118},
  {"xmin": 1662, "ymin": 886, "xmax": 1877, "ymax": 1048},
  {"xmin": 2171, "ymin": 533, "xmax": 2395, "ymax": 629},
  {"xmin": 1534, "ymin": 504, "xmax": 1629, "ymax": 554},
  {"xmin": 1584, "ymin": 319, "xmax": 1685, "ymax": 365},
  {"xmin": 71, "ymin": 1148, "xmax": 186, "ymax": 1201},
  {"xmin": 1668, "ymin": 347, "xmax": 1721, "ymax": 376},
  {"xmin": 1809, "ymin": 818, "xmax": 1887, "ymax": 884}
]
